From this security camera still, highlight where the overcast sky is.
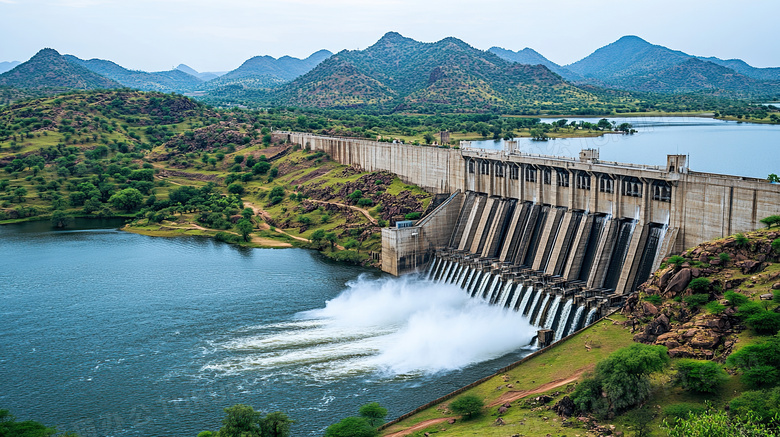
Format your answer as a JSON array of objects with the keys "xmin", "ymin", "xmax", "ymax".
[{"xmin": 1, "ymin": 0, "xmax": 778, "ymax": 73}]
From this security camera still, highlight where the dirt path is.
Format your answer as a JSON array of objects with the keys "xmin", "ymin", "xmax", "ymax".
[
  {"xmin": 383, "ymin": 418, "xmax": 453, "ymax": 437},
  {"xmin": 488, "ymin": 366, "xmax": 590, "ymax": 407},
  {"xmin": 382, "ymin": 367, "xmax": 591, "ymax": 437},
  {"xmin": 309, "ymin": 199, "xmax": 378, "ymax": 225}
]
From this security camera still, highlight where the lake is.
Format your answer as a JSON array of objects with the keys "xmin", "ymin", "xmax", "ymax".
[
  {"xmin": 0, "ymin": 219, "xmax": 537, "ymax": 436},
  {"xmin": 467, "ymin": 116, "xmax": 780, "ymax": 179}
]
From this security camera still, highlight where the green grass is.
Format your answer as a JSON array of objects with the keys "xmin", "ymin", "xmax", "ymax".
[{"xmin": 382, "ymin": 315, "xmax": 634, "ymax": 437}]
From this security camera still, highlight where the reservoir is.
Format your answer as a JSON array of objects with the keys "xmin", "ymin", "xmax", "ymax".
[
  {"xmin": 1, "ymin": 219, "xmax": 536, "ymax": 436},
  {"xmin": 468, "ymin": 116, "xmax": 780, "ymax": 179}
]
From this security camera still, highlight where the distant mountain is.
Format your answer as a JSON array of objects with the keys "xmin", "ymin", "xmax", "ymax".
[
  {"xmin": 64, "ymin": 56, "xmax": 203, "ymax": 92},
  {"xmin": 566, "ymin": 35, "xmax": 690, "ymax": 80},
  {"xmin": 0, "ymin": 61, "xmax": 21, "ymax": 74},
  {"xmin": 620, "ymin": 58, "xmax": 780, "ymax": 98},
  {"xmin": 696, "ymin": 57, "xmax": 780, "ymax": 81},
  {"xmin": 175, "ymin": 64, "xmax": 224, "ymax": 82},
  {"xmin": 0, "ymin": 48, "xmax": 121, "ymax": 90},
  {"xmin": 564, "ymin": 35, "xmax": 780, "ymax": 97},
  {"xmin": 489, "ymin": 47, "xmax": 580, "ymax": 81},
  {"xmin": 270, "ymin": 32, "xmax": 595, "ymax": 111},
  {"xmin": 202, "ymin": 49, "xmax": 333, "ymax": 90}
]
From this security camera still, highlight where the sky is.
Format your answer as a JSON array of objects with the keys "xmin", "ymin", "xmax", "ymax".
[{"xmin": 1, "ymin": 0, "xmax": 778, "ymax": 73}]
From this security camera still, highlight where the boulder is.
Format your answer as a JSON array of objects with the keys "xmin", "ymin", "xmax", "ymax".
[
  {"xmin": 645, "ymin": 314, "xmax": 671, "ymax": 336},
  {"xmin": 658, "ymin": 267, "xmax": 676, "ymax": 290},
  {"xmin": 761, "ymin": 293, "xmax": 774, "ymax": 300},
  {"xmin": 553, "ymin": 396, "xmax": 575, "ymax": 417},
  {"xmin": 774, "ymin": 282, "xmax": 780, "ymax": 290},
  {"xmin": 666, "ymin": 268, "xmax": 692, "ymax": 294},
  {"xmin": 641, "ymin": 301, "xmax": 659, "ymax": 316},
  {"xmin": 738, "ymin": 260, "xmax": 762, "ymax": 274},
  {"xmin": 498, "ymin": 406, "xmax": 508, "ymax": 414}
]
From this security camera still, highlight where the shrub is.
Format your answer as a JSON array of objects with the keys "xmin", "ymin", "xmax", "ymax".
[
  {"xmin": 688, "ymin": 278, "xmax": 711, "ymax": 293},
  {"xmin": 760, "ymin": 215, "xmax": 780, "ymax": 228},
  {"xmin": 725, "ymin": 290, "xmax": 749, "ymax": 306},
  {"xmin": 214, "ymin": 232, "xmax": 241, "ymax": 244},
  {"xmin": 357, "ymin": 198, "xmax": 373, "ymax": 207},
  {"xmin": 737, "ymin": 301, "xmax": 765, "ymax": 318},
  {"xmin": 668, "ymin": 255, "xmax": 686, "ymax": 268},
  {"xmin": 773, "ymin": 238, "xmax": 780, "ymax": 252},
  {"xmin": 730, "ymin": 387, "xmax": 780, "ymax": 423},
  {"xmin": 727, "ymin": 336, "xmax": 780, "ymax": 389},
  {"xmin": 324, "ymin": 417, "xmax": 377, "ymax": 437},
  {"xmin": 674, "ymin": 359, "xmax": 729, "ymax": 393},
  {"xmin": 746, "ymin": 311, "xmax": 780, "ymax": 335},
  {"xmin": 683, "ymin": 293, "xmax": 710, "ymax": 307},
  {"xmin": 227, "ymin": 182, "xmax": 245, "ymax": 195},
  {"xmin": 735, "ymin": 233, "xmax": 749, "ymax": 246},
  {"xmin": 662, "ymin": 403, "xmax": 707, "ymax": 420},
  {"xmin": 404, "ymin": 212, "xmax": 421, "ymax": 221},
  {"xmin": 663, "ymin": 407, "xmax": 777, "ymax": 437},
  {"xmin": 719, "ymin": 252, "xmax": 730, "ymax": 263},
  {"xmin": 644, "ymin": 294, "xmax": 662, "ymax": 305},
  {"xmin": 449, "ymin": 395, "xmax": 484, "ymax": 419},
  {"xmin": 705, "ymin": 301, "xmax": 726, "ymax": 315}
]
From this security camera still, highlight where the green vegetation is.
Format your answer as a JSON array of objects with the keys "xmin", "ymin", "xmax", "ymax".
[
  {"xmin": 0, "ymin": 409, "xmax": 78, "ymax": 437},
  {"xmin": 448, "ymin": 395, "xmax": 484, "ymax": 419},
  {"xmin": 198, "ymin": 404, "xmax": 293, "ymax": 437},
  {"xmin": 674, "ymin": 359, "xmax": 729, "ymax": 393},
  {"xmin": 324, "ymin": 403, "xmax": 388, "ymax": 437}
]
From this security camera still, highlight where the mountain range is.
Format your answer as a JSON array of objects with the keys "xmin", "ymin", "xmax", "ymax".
[{"xmin": 1, "ymin": 33, "xmax": 778, "ymax": 109}]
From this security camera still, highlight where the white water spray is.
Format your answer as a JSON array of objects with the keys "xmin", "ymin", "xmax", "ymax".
[{"xmin": 205, "ymin": 275, "xmax": 537, "ymax": 378}]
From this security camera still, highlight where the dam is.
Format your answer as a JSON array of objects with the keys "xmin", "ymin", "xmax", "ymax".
[{"xmin": 280, "ymin": 131, "xmax": 780, "ymax": 333}]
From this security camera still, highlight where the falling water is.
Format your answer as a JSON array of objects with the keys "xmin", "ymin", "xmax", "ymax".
[
  {"xmin": 461, "ymin": 267, "xmax": 475, "ymax": 290},
  {"xmin": 554, "ymin": 300, "xmax": 574, "ymax": 341},
  {"xmin": 455, "ymin": 264, "xmax": 469, "ymax": 286},
  {"xmin": 439, "ymin": 260, "xmax": 454, "ymax": 284},
  {"xmin": 508, "ymin": 285, "xmax": 525, "ymax": 311},
  {"xmin": 543, "ymin": 295, "xmax": 562, "ymax": 329},
  {"xmin": 521, "ymin": 287, "xmax": 538, "ymax": 316},
  {"xmin": 566, "ymin": 305, "xmax": 586, "ymax": 337},
  {"xmin": 426, "ymin": 258, "xmax": 438, "ymax": 280},
  {"xmin": 585, "ymin": 307, "xmax": 599, "ymax": 326},
  {"xmin": 533, "ymin": 294, "xmax": 551, "ymax": 326},
  {"xmin": 497, "ymin": 282, "xmax": 514, "ymax": 308}
]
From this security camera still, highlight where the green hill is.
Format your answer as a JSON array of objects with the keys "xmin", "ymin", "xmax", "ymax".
[
  {"xmin": 270, "ymin": 32, "xmax": 605, "ymax": 113},
  {"xmin": 64, "ymin": 55, "xmax": 203, "ymax": 92},
  {"xmin": 0, "ymin": 48, "xmax": 121, "ymax": 91}
]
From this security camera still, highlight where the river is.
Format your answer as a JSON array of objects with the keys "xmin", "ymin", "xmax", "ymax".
[
  {"xmin": 468, "ymin": 116, "xmax": 780, "ymax": 179},
  {"xmin": 0, "ymin": 219, "xmax": 536, "ymax": 437}
]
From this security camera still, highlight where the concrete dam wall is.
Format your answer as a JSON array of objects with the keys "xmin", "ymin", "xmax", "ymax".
[{"xmin": 282, "ymin": 131, "xmax": 780, "ymax": 323}]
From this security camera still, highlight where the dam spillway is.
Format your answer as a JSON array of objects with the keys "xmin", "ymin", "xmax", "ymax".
[{"xmin": 279, "ymin": 131, "xmax": 780, "ymax": 321}]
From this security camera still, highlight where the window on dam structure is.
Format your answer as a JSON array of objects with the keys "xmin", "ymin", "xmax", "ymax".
[
  {"xmin": 495, "ymin": 163, "xmax": 504, "ymax": 177},
  {"xmin": 510, "ymin": 165, "xmax": 519, "ymax": 180},
  {"xmin": 556, "ymin": 169, "xmax": 570, "ymax": 187},
  {"xmin": 468, "ymin": 160, "xmax": 475, "ymax": 174},
  {"xmin": 576, "ymin": 171, "xmax": 591, "ymax": 190},
  {"xmin": 652, "ymin": 180, "xmax": 672, "ymax": 202},
  {"xmin": 599, "ymin": 175, "xmax": 614, "ymax": 193},
  {"xmin": 543, "ymin": 168, "xmax": 552, "ymax": 184},
  {"xmin": 622, "ymin": 177, "xmax": 643, "ymax": 197},
  {"xmin": 480, "ymin": 161, "xmax": 490, "ymax": 175},
  {"xmin": 525, "ymin": 167, "xmax": 537, "ymax": 182}
]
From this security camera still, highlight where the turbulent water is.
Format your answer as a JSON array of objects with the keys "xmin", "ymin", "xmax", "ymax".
[{"xmin": 0, "ymin": 220, "xmax": 537, "ymax": 436}]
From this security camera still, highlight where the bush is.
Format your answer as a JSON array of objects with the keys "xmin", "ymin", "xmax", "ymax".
[
  {"xmin": 572, "ymin": 344, "xmax": 669, "ymax": 417},
  {"xmin": 674, "ymin": 359, "xmax": 729, "ymax": 393},
  {"xmin": 662, "ymin": 403, "xmax": 707, "ymax": 420},
  {"xmin": 214, "ymin": 232, "xmax": 242, "ymax": 244},
  {"xmin": 705, "ymin": 301, "xmax": 726, "ymax": 315},
  {"xmin": 644, "ymin": 294, "xmax": 662, "ymax": 305},
  {"xmin": 227, "ymin": 182, "xmax": 245, "ymax": 195},
  {"xmin": 404, "ymin": 212, "xmax": 421, "ymax": 221},
  {"xmin": 449, "ymin": 395, "xmax": 484, "ymax": 419},
  {"xmin": 725, "ymin": 290, "xmax": 749, "ymax": 306},
  {"xmin": 737, "ymin": 301, "xmax": 766, "ymax": 318},
  {"xmin": 773, "ymin": 238, "xmax": 780, "ymax": 252},
  {"xmin": 663, "ymin": 407, "xmax": 777, "ymax": 437},
  {"xmin": 735, "ymin": 233, "xmax": 749, "ymax": 246},
  {"xmin": 324, "ymin": 417, "xmax": 377, "ymax": 437},
  {"xmin": 668, "ymin": 255, "xmax": 686, "ymax": 268},
  {"xmin": 357, "ymin": 198, "xmax": 373, "ymax": 207},
  {"xmin": 684, "ymin": 293, "xmax": 710, "ymax": 307},
  {"xmin": 688, "ymin": 278, "xmax": 711, "ymax": 293},
  {"xmin": 719, "ymin": 252, "xmax": 731, "ymax": 263},
  {"xmin": 727, "ymin": 336, "xmax": 780, "ymax": 389},
  {"xmin": 760, "ymin": 215, "xmax": 780, "ymax": 228},
  {"xmin": 730, "ymin": 387, "xmax": 780, "ymax": 423},
  {"xmin": 746, "ymin": 311, "xmax": 780, "ymax": 335}
]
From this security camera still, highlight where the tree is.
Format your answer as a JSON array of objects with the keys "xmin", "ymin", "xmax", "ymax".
[
  {"xmin": 50, "ymin": 210, "xmax": 71, "ymax": 228},
  {"xmin": 108, "ymin": 188, "xmax": 143, "ymax": 212},
  {"xmin": 13, "ymin": 186, "xmax": 27, "ymax": 202},
  {"xmin": 310, "ymin": 229, "xmax": 326, "ymax": 249},
  {"xmin": 423, "ymin": 132, "xmax": 435, "ymax": 144},
  {"xmin": 217, "ymin": 404, "xmax": 262, "ymax": 437},
  {"xmin": 663, "ymin": 406, "xmax": 777, "ymax": 437},
  {"xmin": 730, "ymin": 387, "xmax": 780, "ymax": 423},
  {"xmin": 324, "ymin": 417, "xmax": 377, "ymax": 437},
  {"xmin": 227, "ymin": 182, "xmax": 245, "ymax": 196},
  {"xmin": 260, "ymin": 411, "xmax": 294, "ymax": 437},
  {"xmin": 449, "ymin": 395, "xmax": 484, "ymax": 419},
  {"xmin": 761, "ymin": 215, "xmax": 780, "ymax": 228},
  {"xmin": 768, "ymin": 173, "xmax": 780, "ymax": 183},
  {"xmin": 674, "ymin": 359, "xmax": 728, "ymax": 393},
  {"xmin": 529, "ymin": 128, "xmax": 548, "ymax": 140},
  {"xmin": 358, "ymin": 402, "xmax": 387, "ymax": 427},
  {"xmin": 325, "ymin": 232, "xmax": 338, "ymax": 249},
  {"xmin": 252, "ymin": 161, "xmax": 271, "ymax": 175},
  {"xmin": 236, "ymin": 219, "xmax": 254, "ymax": 242},
  {"xmin": 727, "ymin": 336, "xmax": 780, "ymax": 389}
]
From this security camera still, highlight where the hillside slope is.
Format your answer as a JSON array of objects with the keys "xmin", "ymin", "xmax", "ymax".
[
  {"xmin": 0, "ymin": 48, "xmax": 121, "ymax": 90},
  {"xmin": 65, "ymin": 55, "xmax": 203, "ymax": 92}
]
